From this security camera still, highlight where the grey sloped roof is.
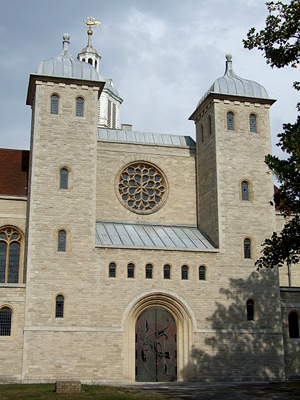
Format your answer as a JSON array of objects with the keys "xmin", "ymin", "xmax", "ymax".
[
  {"xmin": 37, "ymin": 34, "xmax": 103, "ymax": 81},
  {"xmin": 98, "ymin": 128, "xmax": 196, "ymax": 148},
  {"xmin": 197, "ymin": 54, "xmax": 269, "ymax": 108},
  {"xmin": 95, "ymin": 221, "xmax": 216, "ymax": 251}
]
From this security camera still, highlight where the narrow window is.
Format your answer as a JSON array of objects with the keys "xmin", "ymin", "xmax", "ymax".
[
  {"xmin": 50, "ymin": 94, "xmax": 59, "ymax": 115},
  {"xmin": 227, "ymin": 111, "xmax": 234, "ymax": 130},
  {"xmin": 244, "ymin": 238, "xmax": 252, "ymax": 259},
  {"xmin": 145, "ymin": 264, "xmax": 153, "ymax": 279},
  {"xmin": 76, "ymin": 97, "xmax": 84, "ymax": 117},
  {"xmin": 82, "ymin": 58, "xmax": 85, "ymax": 62},
  {"xmin": 201, "ymin": 124, "xmax": 204, "ymax": 142},
  {"xmin": 164, "ymin": 265, "xmax": 171, "ymax": 280},
  {"xmin": 60, "ymin": 168, "xmax": 68, "ymax": 190},
  {"xmin": 95, "ymin": 60, "xmax": 98, "ymax": 70},
  {"xmin": 127, "ymin": 263, "xmax": 134, "ymax": 279},
  {"xmin": 250, "ymin": 114, "xmax": 257, "ymax": 133},
  {"xmin": 88, "ymin": 58, "xmax": 93, "ymax": 65},
  {"xmin": 208, "ymin": 115, "xmax": 212, "ymax": 135},
  {"xmin": 241, "ymin": 181, "xmax": 249, "ymax": 201},
  {"xmin": 55, "ymin": 295, "xmax": 64, "ymax": 318},
  {"xmin": 289, "ymin": 312, "xmax": 299, "ymax": 338},
  {"xmin": 181, "ymin": 265, "xmax": 188, "ymax": 280},
  {"xmin": 0, "ymin": 227, "xmax": 22, "ymax": 283},
  {"xmin": 112, "ymin": 103, "xmax": 117, "ymax": 129},
  {"xmin": 109, "ymin": 262, "xmax": 116, "ymax": 278},
  {"xmin": 58, "ymin": 230, "xmax": 66, "ymax": 252},
  {"xmin": 199, "ymin": 266, "xmax": 206, "ymax": 281},
  {"xmin": 107, "ymin": 100, "xmax": 112, "ymax": 127},
  {"xmin": 247, "ymin": 299, "xmax": 254, "ymax": 321},
  {"xmin": 0, "ymin": 307, "xmax": 12, "ymax": 336}
]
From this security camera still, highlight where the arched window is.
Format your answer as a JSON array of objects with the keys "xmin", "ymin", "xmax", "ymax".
[
  {"xmin": 57, "ymin": 230, "xmax": 67, "ymax": 252},
  {"xmin": 227, "ymin": 111, "xmax": 234, "ymax": 130},
  {"xmin": 50, "ymin": 94, "xmax": 59, "ymax": 115},
  {"xmin": 199, "ymin": 266, "xmax": 206, "ymax": 281},
  {"xmin": 127, "ymin": 263, "xmax": 134, "ymax": 279},
  {"xmin": 60, "ymin": 168, "xmax": 68, "ymax": 190},
  {"xmin": 95, "ymin": 60, "xmax": 98, "ymax": 70},
  {"xmin": 244, "ymin": 238, "xmax": 252, "ymax": 259},
  {"xmin": 181, "ymin": 265, "xmax": 189, "ymax": 280},
  {"xmin": 241, "ymin": 181, "xmax": 249, "ymax": 201},
  {"xmin": 88, "ymin": 58, "xmax": 93, "ymax": 65},
  {"xmin": 0, "ymin": 307, "xmax": 12, "ymax": 336},
  {"xmin": 76, "ymin": 97, "xmax": 84, "ymax": 117},
  {"xmin": 163, "ymin": 265, "xmax": 171, "ymax": 280},
  {"xmin": 247, "ymin": 299, "xmax": 254, "ymax": 321},
  {"xmin": 0, "ymin": 227, "xmax": 22, "ymax": 283},
  {"xmin": 250, "ymin": 114, "xmax": 257, "ymax": 133},
  {"xmin": 55, "ymin": 295, "xmax": 64, "ymax": 318},
  {"xmin": 109, "ymin": 262, "xmax": 116, "ymax": 278},
  {"xmin": 145, "ymin": 264, "xmax": 153, "ymax": 279},
  {"xmin": 289, "ymin": 311, "xmax": 299, "ymax": 338}
]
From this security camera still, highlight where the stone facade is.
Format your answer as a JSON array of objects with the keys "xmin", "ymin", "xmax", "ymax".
[{"xmin": 0, "ymin": 36, "xmax": 299, "ymax": 383}]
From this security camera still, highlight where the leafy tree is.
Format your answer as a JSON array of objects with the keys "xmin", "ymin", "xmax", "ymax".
[{"xmin": 243, "ymin": 0, "xmax": 300, "ymax": 270}]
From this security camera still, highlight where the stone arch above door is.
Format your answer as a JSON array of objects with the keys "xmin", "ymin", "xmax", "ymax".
[{"xmin": 122, "ymin": 291, "xmax": 196, "ymax": 382}]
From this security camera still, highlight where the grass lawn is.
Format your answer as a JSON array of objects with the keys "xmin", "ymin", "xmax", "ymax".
[{"xmin": 0, "ymin": 384, "xmax": 176, "ymax": 400}]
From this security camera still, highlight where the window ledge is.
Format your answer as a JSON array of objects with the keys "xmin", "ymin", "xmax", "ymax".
[{"xmin": 0, "ymin": 283, "xmax": 26, "ymax": 288}]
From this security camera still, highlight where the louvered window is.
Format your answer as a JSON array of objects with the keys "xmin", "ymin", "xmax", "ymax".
[
  {"xmin": 0, "ymin": 307, "xmax": 11, "ymax": 336},
  {"xmin": 241, "ymin": 181, "xmax": 249, "ymax": 201},
  {"xmin": 181, "ymin": 265, "xmax": 188, "ymax": 280},
  {"xmin": 244, "ymin": 238, "xmax": 251, "ymax": 259},
  {"xmin": 247, "ymin": 299, "xmax": 254, "ymax": 321},
  {"xmin": 107, "ymin": 100, "xmax": 112, "ymax": 127},
  {"xmin": 164, "ymin": 265, "xmax": 171, "ymax": 280},
  {"xmin": 112, "ymin": 103, "xmax": 117, "ymax": 129},
  {"xmin": 109, "ymin": 262, "xmax": 116, "ymax": 278},
  {"xmin": 127, "ymin": 263, "xmax": 134, "ymax": 278},
  {"xmin": 199, "ymin": 266, "xmax": 206, "ymax": 281},
  {"xmin": 289, "ymin": 312, "xmax": 299, "ymax": 338},
  {"xmin": 60, "ymin": 168, "xmax": 68, "ymax": 190},
  {"xmin": 50, "ymin": 94, "xmax": 59, "ymax": 115},
  {"xmin": 55, "ymin": 295, "xmax": 64, "ymax": 318},
  {"xmin": 58, "ymin": 230, "xmax": 66, "ymax": 252},
  {"xmin": 145, "ymin": 264, "xmax": 153, "ymax": 279},
  {"xmin": 227, "ymin": 112, "xmax": 234, "ymax": 130},
  {"xmin": 250, "ymin": 114, "xmax": 257, "ymax": 133},
  {"xmin": 76, "ymin": 97, "xmax": 84, "ymax": 117}
]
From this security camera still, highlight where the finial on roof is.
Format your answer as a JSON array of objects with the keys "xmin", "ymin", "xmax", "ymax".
[
  {"xmin": 62, "ymin": 33, "xmax": 70, "ymax": 53},
  {"xmin": 84, "ymin": 17, "xmax": 101, "ymax": 45},
  {"xmin": 226, "ymin": 53, "xmax": 232, "ymax": 61},
  {"xmin": 224, "ymin": 53, "xmax": 235, "ymax": 78}
]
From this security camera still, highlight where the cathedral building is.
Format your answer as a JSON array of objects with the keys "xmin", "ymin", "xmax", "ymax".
[{"xmin": 0, "ymin": 29, "xmax": 299, "ymax": 383}]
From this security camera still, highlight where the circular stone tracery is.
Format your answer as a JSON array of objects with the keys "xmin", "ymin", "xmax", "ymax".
[{"xmin": 118, "ymin": 162, "xmax": 167, "ymax": 214}]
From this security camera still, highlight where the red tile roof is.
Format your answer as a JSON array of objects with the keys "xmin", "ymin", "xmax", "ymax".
[{"xmin": 0, "ymin": 149, "xmax": 29, "ymax": 196}]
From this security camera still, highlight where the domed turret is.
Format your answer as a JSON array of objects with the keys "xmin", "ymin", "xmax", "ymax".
[
  {"xmin": 197, "ymin": 54, "xmax": 269, "ymax": 108},
  {"xmin": 37, "ymin": 34, "xmax": 102, "ymax": 81}
]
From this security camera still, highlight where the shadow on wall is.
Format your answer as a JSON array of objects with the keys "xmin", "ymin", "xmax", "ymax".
[{"xmin": 182, "ymin": 270, "xmax": 287, "ymax": 382}]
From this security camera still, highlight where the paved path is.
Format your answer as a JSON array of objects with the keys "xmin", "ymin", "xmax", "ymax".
[{"xmin": 130, "ymin": 382, "xmax": 300, "ymax": 399}]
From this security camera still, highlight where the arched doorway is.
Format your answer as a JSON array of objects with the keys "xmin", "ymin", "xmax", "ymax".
[{"xmin": 135, "ymin": 307, "xmax": 177, "ymax": 382}]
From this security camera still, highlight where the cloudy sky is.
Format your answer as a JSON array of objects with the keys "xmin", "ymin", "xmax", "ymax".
[{"xmin": 0, "ymin": 0, "xmax": 298, "ymax": 159}]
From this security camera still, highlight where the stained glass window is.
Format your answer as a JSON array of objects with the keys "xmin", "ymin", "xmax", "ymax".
[
  {"xmin": 60, "ymin": 168, "xmax": 68, "ymax": 190},
  {"xmin": 0, "ymin": 227, "xmax": 22, "ymax": 283},
  {"xmin": 227, "ymin": 112, "xmax": 234, "ymax": 130},
  {"xmin": 55, "ymin": 295, "xmax": 64, "ymax": 318},
  {"xmin": 118, "ymin": 162, "xmax": 167, "ymax": 214},
  {"xmin": 76, "ymin": 97, "xmax": 84, "ymax": 117},
  {"xmin": 244, "ymin": 238, "xmax": 251, "ymax": 259},
  {"xmin": 51, "ymin": 94, "xmax": 59, "ymax": 115},
  {"xmin": 109, "ymin": 263, "xmax": 116, "ymax": 278},
  {"xmin": 250, "ymin": 114, "xmax": 257, "ymax": 133},
  {"xmin": 241, "ymin": 181, "xmax": 249, "ymax": 201},
  {"xmin": 0, "ymin": 307, "xmax": 11, "ymax": 336},
  {"xmin": 58, "ymin": 230, "xmax": 66, "ymax": 252},
  {"xmin": 247, "ymin": 299, "xmax": 254, "ymax": 321}
]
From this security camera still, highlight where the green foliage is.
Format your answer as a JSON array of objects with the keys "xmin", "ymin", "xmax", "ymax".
[
  {"xmin": 244, "ymin": 1, "xmax": 300, "ymax": 270},
  {"xmin": 243, "ymin": 1, "xmax": 300, "ymax": 68}
]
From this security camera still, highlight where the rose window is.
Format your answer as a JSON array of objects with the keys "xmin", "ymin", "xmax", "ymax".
[{"xmin": 118, "ymin": 162, "xmax": 167, "ymax": 214}]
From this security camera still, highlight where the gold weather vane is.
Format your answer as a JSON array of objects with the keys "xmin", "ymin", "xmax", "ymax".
[{"xmin": 84, "ymin": 17, "xmax": 101, "ymax": 35}]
